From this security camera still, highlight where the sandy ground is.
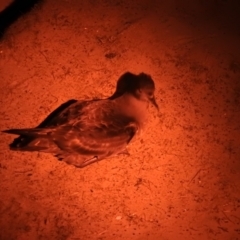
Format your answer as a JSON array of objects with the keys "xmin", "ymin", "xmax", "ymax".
[{"xmin": 0, "ymin": 0, "xmax": 240, "ymax": 239}]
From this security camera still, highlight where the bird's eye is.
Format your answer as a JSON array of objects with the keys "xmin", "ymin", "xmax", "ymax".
[{"xmin": 147, "ymin": 92, "xmax": 153, "ymax": 97}]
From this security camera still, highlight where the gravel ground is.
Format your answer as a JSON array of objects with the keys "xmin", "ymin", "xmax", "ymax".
[{"xmin": 0, "ymin": 0, "xmax": 240, "ymax": 239}]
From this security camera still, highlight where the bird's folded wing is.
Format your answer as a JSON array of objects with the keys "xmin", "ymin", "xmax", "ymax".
[
  {"xmin": 52, "ymin": 121, "xmax": 138, "ymax": 156},
  {"xmin": 37, "ymin": 99, "xmax": 78, "ymax": 127}
]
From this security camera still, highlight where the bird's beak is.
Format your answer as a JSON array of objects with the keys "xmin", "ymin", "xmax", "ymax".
[{"xmin": 149, "ymin": 96, "xmax": 159, "ymax": 111}]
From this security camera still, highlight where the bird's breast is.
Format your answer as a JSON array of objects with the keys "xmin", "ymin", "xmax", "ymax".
[{"xmin": 115, "ymin": 94, "xmax": 149, "ymax": 127}]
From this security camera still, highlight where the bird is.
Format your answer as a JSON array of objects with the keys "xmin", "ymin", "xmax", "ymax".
[{"xmin": 2, "ymin": 72, "xmax": 158, "ymax": 168}]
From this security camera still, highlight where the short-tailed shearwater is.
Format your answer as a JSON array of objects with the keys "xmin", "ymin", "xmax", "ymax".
[{"xmin": 3, "ymin": 72, "xmax": 158, "ymax": 168}]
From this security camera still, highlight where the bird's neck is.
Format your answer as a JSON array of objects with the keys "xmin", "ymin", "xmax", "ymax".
[{"xmin": 116, "ymin": 93, "xmax": 149, "ymax": 124}]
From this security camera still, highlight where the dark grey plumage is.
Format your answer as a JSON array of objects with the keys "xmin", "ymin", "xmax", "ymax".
[{"xmin": 2, "ymin": 72, "xmax": 158, "ymax": 168}]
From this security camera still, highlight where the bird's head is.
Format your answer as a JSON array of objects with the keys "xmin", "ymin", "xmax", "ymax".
[
  {"xmin": 133, "ymin": 73, "xmax": 159, "ymax": 110},
  {"xmin": 110, "ymin": 72, "xmax": 159, "ymax": 110}
]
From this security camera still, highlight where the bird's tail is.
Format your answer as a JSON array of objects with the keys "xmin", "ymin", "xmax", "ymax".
[
  {"xmin": 2, "ymin": 128, "xmax": 55, "ymax": 151},
  {"xmin": 2, "ymin": 128, "xmax": 50, "ymax": 137}
]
